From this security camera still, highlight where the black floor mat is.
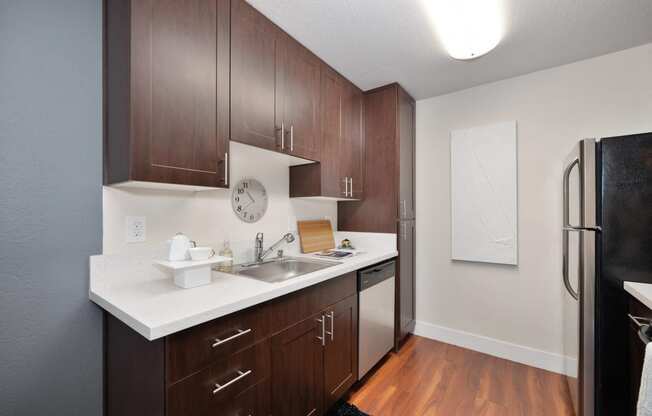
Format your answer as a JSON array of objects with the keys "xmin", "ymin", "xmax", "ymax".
[{"xmin": 327, "ymin": 402, "xmax": 370, "ymax": 416}]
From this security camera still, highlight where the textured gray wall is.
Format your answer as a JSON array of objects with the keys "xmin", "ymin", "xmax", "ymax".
[{"xmin": 0, "ymin": 1, "xmax": 103, "ymax": 415}]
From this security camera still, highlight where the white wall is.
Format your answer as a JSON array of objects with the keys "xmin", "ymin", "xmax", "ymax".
[
  {"xmin": 415, "ymin": 43, "xmax": 652, "ymax": 371},
  {"xmin": 103, "ymin": 142, "xmax": 337, "ymax": 260}
]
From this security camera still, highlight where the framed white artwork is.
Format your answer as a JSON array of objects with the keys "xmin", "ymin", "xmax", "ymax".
[{"xmin": 450, "ymin": 121, "xmax": 518, "ymax": 265}]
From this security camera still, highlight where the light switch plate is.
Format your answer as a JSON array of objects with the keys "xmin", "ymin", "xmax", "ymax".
[{"xmin": 126, "ymin": 216, "xmax": 146, "ymax": 243}]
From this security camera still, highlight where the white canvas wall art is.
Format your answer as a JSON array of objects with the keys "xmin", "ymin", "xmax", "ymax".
[{"xmin": 451, "ymin": 121, "xmax": 518, "ymax": 265}]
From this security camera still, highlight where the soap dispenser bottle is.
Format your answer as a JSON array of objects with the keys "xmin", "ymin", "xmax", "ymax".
[{"xmin": 217, "ymin": 240, "xmax": 233, "ymax": 272}]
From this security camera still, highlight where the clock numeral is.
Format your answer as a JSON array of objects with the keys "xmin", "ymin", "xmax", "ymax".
[
  {"xmin": 237, "ymin": 188, "xmax": 244, "ymax": 194},
  {"xmin": 237, "ymin": 205, "xmax": 242, "ymax": 212},
  {"xmin": 249, "ymin": 215, "xmax": 254, "ymax": 221},
  {"xmin": 242, "ymin": 182, "xmax": 249, "ymax": 189},
  {"xmin": 235, "ymin": 196, "xmax": 239, "ymax": 202}
]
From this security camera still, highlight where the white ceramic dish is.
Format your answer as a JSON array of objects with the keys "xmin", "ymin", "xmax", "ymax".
[{"xmin": 188, "ymin": 246, "xmax": 215, "ymax": 261}]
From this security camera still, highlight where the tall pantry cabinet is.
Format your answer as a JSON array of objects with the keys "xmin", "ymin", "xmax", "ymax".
[{"xmin": 338, "ymin": 83, "xmax": 416, "ymax": 348}]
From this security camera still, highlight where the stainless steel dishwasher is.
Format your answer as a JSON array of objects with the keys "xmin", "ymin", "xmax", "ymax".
[{"xmin": 358, "ymin": 260, "xmax": 396, "ymax": 380}]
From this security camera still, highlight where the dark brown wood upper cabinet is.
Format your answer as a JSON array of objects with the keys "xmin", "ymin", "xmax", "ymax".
[
  {"xmin": 104, "ymin": 0, "xmax": 230, "ymax": 189},
  {"xmin": 230, "ymin": 0, "xmax": 280, "ymax": 152},
  {"xmin": 277, "ymin": 33, "xmax": 322, "ymax": 161},
  {"xmin": 399, "ymin": 88, "xmax": 416, "ymax": 220},
  {"xmin": 289, "ymin": 66, "xmax": 364, "ymax": 200},
  {"xmin": 231, "ymin": 0, "xmax": 321, "ymax": 161},
  {"xmin": 341, "ymin": 82, "xmax": 365, "ymax": 199}
]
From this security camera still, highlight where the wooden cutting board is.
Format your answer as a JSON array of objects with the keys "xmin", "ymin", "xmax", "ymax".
[{"xmin": 297, "ymin": 220, "xmax": 335, "ymax": 253}]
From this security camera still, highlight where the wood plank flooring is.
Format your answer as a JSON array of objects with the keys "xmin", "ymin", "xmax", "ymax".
[{"xmin": 349, "ymin": 335, "xmax": 574, "ymax": 416}]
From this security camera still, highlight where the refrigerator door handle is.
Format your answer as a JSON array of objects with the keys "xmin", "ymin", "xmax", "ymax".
[
  {"xmin": 562, "ymin": 228, "xmax": 580, "ymax": 300},
  {"xmin": 563, "ymin": 157, "xmax": 581, "ymax": 229}
]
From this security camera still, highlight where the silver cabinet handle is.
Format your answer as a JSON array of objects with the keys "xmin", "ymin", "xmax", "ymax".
[
  {"xmin": 212, "ymin": 370, "xmax": 252, "ymax": 395},
  {"xmin": 401, "ymin": 200, "xmax": 406, "ymax": 217},
  {"xmin": 290, "ymin": 125, "xmax": 294, "ymax": 152},
  {"xmin": 224, "ymin": 152, "xmax": 229, "ymax": 186},
  {"xmin": 211, "ymin": 328, "xmax": 252, "ymax": 348},
  {"xmin": 349, "ymin": 177, "xmax": 353, "ymax": 198},
  {"xmin": 277, "ymin": 122, "xmax": 285, "ymax": 150},
  {"xmin": 325, "ymin": 311, "xmax": 334, "ymax": 341},
  {"xmin": 316, "ymin": 315, "xmax": 326, "ymax": 346},
  {"xmin": 342, "ymin": 177, "xmax": 348, "ymax": 196}
]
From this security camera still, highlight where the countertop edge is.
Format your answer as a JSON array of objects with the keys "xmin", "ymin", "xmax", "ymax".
[
  {"xmin": 92, "ymin": 250, "xmax": 398, "ymax": 341},
  {"xmin": 624, "ymin": 281, "xmax": 652, "ymax": 311}
]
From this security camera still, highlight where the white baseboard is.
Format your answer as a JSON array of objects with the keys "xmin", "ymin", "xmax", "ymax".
[{"xmin": 413, "ymin": 320, "xmax": 576, "ymax": 376}]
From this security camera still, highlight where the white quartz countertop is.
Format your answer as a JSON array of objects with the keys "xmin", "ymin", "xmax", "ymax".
[
  {"xmin": 90, "ymin": 232, "xmax": 397, "ymax": 340},
  {"xmin": 624, "ymin": 281, "xmax": 652, "ymax": 310}
]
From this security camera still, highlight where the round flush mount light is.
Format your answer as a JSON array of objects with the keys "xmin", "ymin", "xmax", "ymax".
[{"xmin": 424, "ymin": 0, "xmax": 505, "ymax": 60}]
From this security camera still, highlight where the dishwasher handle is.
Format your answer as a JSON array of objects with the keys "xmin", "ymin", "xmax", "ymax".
[{"xmin": 358, "ymin": 260, "xmax": 396, "ymax": 291}]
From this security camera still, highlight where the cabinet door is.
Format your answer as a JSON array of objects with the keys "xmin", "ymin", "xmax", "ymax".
[
  {"xmin": 320, "ymin": 67, "xmax": 346, "ymax": 198},
  {"xmin": 323, "ymin": 295, "xmax": 358, "ymax": 410},
  {"xmin": 131, "ymin": 0, "xmax": 229, "ymax": 187},
  {"xmin": 271, "ymin": 314, "xmax": 324, "ymax": 416},
  {"xmin": 342, "ymin": 82, "xmax": 365, "ymax": 199},
  {"xmin": 397, "ymin": 220, "xmax": 415, "ymax": 343},
  {"xmin": 231, "ymin": 0, "xmax": 280, "ymax": 151},
  {"xmin": 398, "ymin": 88, "xmax": 415, "ymax": 219},
  {"xmin": 277, "ymin": 35, "xmax": 322, "ymax": 161}
]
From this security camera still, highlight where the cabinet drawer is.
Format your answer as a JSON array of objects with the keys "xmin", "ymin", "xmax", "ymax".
[
  {"xmin": 270, "ymin": 272, "xmax": 356, "ymax": 334},
  {"xmin": 167, "ymin": 340, "xmax": 270, "ymax": 416},
  {"xmin": 221, "ymin": 379, "xmax": 271, "ymax": 416},
  {"xmin": 167, "ymin": 304, "xmax": 271, "ymax": 383}
]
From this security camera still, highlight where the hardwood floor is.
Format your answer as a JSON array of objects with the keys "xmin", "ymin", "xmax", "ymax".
[{"xmin": 349, "ymin": 335, "xmax": 574, "ymax": 416}]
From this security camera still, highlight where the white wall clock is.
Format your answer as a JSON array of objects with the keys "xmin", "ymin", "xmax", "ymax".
[{"xmin": 231, "ymin": 178, "xmax": 268, "ymax": 223}]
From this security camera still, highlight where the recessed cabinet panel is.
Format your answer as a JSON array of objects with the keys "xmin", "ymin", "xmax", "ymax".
[
  {"xmin": 230, "ymin": 0, "xmax": 280, "ymax": 151},
  {"xmin": 323, "ymin": 295, "xmax": 358, "ymax": 409},
  {"xmin": 398, "ymin": 220, "xmax": 416, "ymax": 342},
  {"xmin": 341, "ymin": 83, "xmax": 365, "ymax": 199},
  {"xmin": 399, "ymin": 89, "xmax": 415, "ymax": 220},
  {"xmin": 105, "ymin": 0, "xmax": 229, "ymax": 188},
  {"xmin": 149, "ymin": 0, "xmax": 218, "ymax": 174},
  {"xmin": 320, "ymin": 67, "xmax": 345, "ymax": 198},
  {"xmin": 278, "ymin": 34, "xmax": 322, "ymax": 160},
  {"xmin": 271, "ymin": 315, "xmax": 324, "ymax": 416}
]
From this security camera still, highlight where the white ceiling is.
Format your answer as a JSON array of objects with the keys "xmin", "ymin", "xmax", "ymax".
[{"xmin": 246, "ymin": 0, "xmax": 652, "ymax": 99}]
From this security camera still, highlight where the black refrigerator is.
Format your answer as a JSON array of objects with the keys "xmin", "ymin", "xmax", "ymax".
[{"xmin": 562, "ymin": 133, "xmax": 652, "ymax": 416}]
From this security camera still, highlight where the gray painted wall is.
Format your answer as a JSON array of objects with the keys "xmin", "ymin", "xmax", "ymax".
[{"xmin": 0, "ymin": 1, "xmax": 103, "ymax": 415}]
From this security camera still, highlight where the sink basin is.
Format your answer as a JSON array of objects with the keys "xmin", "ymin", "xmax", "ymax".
[{"xmin": 226, "ymin": 257, "xmax": 340, "ymax": 283}]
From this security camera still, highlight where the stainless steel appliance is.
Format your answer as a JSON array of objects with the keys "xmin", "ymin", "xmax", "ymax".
[
  {"xmin": 358, "ymin": 260, "xmax": 396, "ymax": 380},
  {"xmin": 562, "ymin": 133, "xmax": 652, "ymax": 416}
]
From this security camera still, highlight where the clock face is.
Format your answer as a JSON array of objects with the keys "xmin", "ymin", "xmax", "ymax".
[{"xmin": 231, "ymin": 179, "xmax": 268, "ymax": 223}]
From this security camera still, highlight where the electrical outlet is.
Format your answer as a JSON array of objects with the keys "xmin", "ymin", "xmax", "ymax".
[{"xmin": 126, "ymin": 216, "xmax": 146, "ymax": 243}]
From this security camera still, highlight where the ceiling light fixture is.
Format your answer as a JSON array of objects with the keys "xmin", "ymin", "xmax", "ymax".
[{"xmin": 424, "ymin": 0, "xmax": 505, "ymax": 60}]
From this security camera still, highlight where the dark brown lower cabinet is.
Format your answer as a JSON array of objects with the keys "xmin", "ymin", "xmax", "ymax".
[
  {"xmin": 271, "ymin": 295, "xmax": 358, "ymax": 416},
  {"xmin": 105, "ymin": 272, "xmax": 358, "ymax": 416},
  {"xmin": 271, "ymin": 314, "xmax": 325, "ymax": 416},
  {"xmin": 323, "ymin": 296, "xmax": 358, "ymax": 409},
  {"xmin": 397, "ymin": 220, "xmax": 416, "ymax": 346}
]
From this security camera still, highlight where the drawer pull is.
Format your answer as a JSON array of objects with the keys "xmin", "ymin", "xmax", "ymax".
[
  {"xmin": 212, "ymin": 328, "xmax": 252, "ymax": 348},
  {"xmin": 212, "ymin": 369, "xmax": 252, "ymax": 395}
]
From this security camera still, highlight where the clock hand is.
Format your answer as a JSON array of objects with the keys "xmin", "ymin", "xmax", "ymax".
[{"xmin": 246, "ymin": 191, "xmax": 255, "ymax": 204}]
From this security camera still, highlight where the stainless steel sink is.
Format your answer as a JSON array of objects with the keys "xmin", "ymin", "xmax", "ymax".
[{"xmin": 226, "ymin": 257, "xmax": 340, "ymax": 283}]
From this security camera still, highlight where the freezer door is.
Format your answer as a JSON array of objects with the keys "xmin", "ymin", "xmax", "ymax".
[{"xmin": 562, "ymin": 139, "xmax": 598, "ymax": 416}]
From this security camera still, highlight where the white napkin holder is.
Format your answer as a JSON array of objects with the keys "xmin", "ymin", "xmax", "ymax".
[{"xmin": 154, "ymin": 256, "xmax": 230, "ymax": 289}]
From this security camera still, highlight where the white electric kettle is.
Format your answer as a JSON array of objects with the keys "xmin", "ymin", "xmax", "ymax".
[{"xmin": 167, "ymin": 233, "xmax": 195, "ymax": 261}]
